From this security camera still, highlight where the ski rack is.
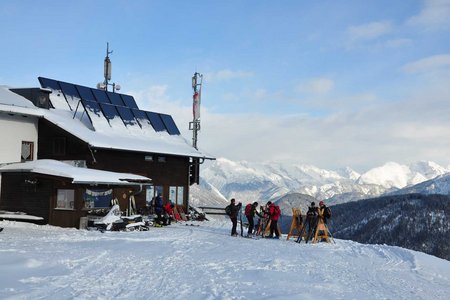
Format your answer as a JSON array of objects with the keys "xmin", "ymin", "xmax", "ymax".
[
  {"xmin": 312, "ymin": 214, "xmax": 334, "ymax": 244},
  {"xmin": 286, "ymin": 208, "xmax": 305, "ymax": 241}
]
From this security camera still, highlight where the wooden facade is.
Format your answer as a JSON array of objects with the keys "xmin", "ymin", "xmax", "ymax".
[
  {"xmin": 37, "ymin": 119, "xmax": 191, "ymax": 212},
  {"xmin": 0, "ymin": 172, "xmax": 147, "ymax": 228}
]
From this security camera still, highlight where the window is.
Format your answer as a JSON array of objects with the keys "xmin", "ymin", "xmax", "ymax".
[
  {"xmin": 176, "ymin": 186, "xmax": 184, "ymax": 206},
  {"xmin": 157, "ymin": 156, "xmax": 166, "ymax": 163},
  {"xmin": 146, "ymin": 185, "xmax": 163, "ymax": 207},
  {"xmin": 169, "ymin": 186, "xmax": 177, "ymax": 203},
  {"xmin": 56, "ymin": 189, "xmax": 75, "ymax": 210},
  {"xmin": 52, "ymin": 137, "xmax": 66, "ymax": 156},
  {"xmin": 169, "ymin": 186, "xmax": 185, "ymax": 206},
  {"xmin": 21, "ymin": 141, "xmax": 34, "ymax": 162}
]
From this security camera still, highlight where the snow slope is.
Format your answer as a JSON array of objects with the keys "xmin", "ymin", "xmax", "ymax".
[{"xmin": 1, "ymin": 220, "xmax": 449, "ymax": 299}]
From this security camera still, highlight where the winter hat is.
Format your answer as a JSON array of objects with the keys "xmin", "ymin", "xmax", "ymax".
[
  {"xmin": 311, "ymin": 202, "xmax": 316, "ymax": 207},
  {"xmin": 267, "ymin": 201, "xmax": 272, "ymax": 205},
  {"xmin": 253, "ymin": 202, "xmax": 258, "ymax": 206},
  {"xmin": 319, "ymin": 201, "xmax": 324, "ymax": 206}
]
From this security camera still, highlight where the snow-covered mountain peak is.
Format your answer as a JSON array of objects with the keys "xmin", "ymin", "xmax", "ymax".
[
  {"xmin": 357, "ymin": 162, "xmax": 411, "ymax": 189},
  {"xmin": 194, "ymin": 158, "xmax": 450, "ymax": 208},
  {"xmin": 336, "ymin": 166, "xmax": 361, "ymax": 180},
  {"xmin": 357, "ymin": 161, "xmax": 449, "ymax": 189}
]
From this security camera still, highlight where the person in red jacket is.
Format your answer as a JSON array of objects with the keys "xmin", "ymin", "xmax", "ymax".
[
  {"xmin": 163, "ymin": 202, "xmax": 174, "ymax": 225},
  {"xmin": 267, "ymin": 201, "xmax": 281, "ymax": 239}
]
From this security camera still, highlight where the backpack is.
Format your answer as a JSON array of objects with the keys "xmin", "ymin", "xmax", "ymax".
[
  {"xmin": 245, "ymin": 204, "xmax": 252, "ymax": 216},
  {"xmin": 225, "ymin": 205, "xmax": 231, "ymax": 216},
  {"xmin": 273, "ymin": 205, "xmax": 281, "ymax": 217}
]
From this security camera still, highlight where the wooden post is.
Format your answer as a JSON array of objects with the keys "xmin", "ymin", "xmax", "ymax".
[
  {"xmin": 286, "ymin": 208, "xmax": 304, "ymax": 241},
  {"xmin": 264, "ymin": 219, "xmax": 282, "ymax": 237}
]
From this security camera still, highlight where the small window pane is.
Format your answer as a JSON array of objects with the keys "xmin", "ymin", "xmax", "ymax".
[
  {"xmin": 177, "ymin": 186, "xmax": 184, "ymax": 206},
  {"xmin": 21, "ymin": 141, "xmax": 34, "ymax": 162},
  {"xmin": 56, "ymin": 189, "xmax": 75, "ymax": 210}
]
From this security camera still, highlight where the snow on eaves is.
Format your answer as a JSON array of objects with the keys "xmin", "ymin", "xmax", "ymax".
[{"xmin": 0, "ymin": 159, "xmax": 151, "ymax": 185}]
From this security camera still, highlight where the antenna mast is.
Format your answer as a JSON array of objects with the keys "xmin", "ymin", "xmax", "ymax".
[
  {"xmin": 97, "ymin": 42, "xmax": 121, "ymax": 92},
  {"xmin": 189, "ymin": 72, "xmax": 203, "ymax": 150}
]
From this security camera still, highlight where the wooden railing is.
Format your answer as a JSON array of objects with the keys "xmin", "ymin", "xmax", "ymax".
[{"xmin": 197, "ymin": 206, "xmax": 227, "ymax": 215}]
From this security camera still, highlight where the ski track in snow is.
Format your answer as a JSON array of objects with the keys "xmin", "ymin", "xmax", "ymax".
[{"xmin": 1, "ymin": 220, "xmax": 449, "ymax": 300}]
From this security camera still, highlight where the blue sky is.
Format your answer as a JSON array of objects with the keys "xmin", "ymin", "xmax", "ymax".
[{"xmin": 1, "ymin": 0, "xmax": 450, "ymax": 171}]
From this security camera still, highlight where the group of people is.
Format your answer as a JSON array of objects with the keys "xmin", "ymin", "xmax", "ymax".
[
  {"xmin": 302, "ymin": 201, "xmax": 332, "ymax": 243},
  {"xmin": 153, "ymin": 194, "xmax": 175, "ymax": 226},
  {"xmin": 225, "ymin": 199, "xmax": 282, "ymax": 238},
  {"xmin": 225, "ymin": 198, "xmax": 331, "ymax": 241}
]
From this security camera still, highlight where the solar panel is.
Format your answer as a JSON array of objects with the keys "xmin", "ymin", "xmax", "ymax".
[
  {"xmin": 145, "ymin": 111, "xmax": 166, "ymax": 132},
  {"xmin": 116, "ymin": 106, "xmax": 138, "ymax": 126},
  {"xmin": 59, "ymin": 82, "xmax": 80, "ymax": 99},
  {"xmin": 120, "ymin": 94, "xmax": 139, "ymax": 109},
  {"xmin": 160, "ymin": 113, "xmax": 181, "ymax": 135},
  {"xmin": 131, "ymin": 109, "xmax": 151, "ymax": 127},
  {"xmin": 38, "ymin": 77, "xmax": 61, "ymax": 91},
  {"xmin": 58, "ymin": 81, "xmax": 83, "ymax": 111},
  {"xmin": 99, "ymin": 103, "xmax": 120, "ymax": 121},
  {"xmin": 76, "ymin": 85, "xmax": 96, "ymax": 102},
  {"xmin": 81, "ymin": 99, "xmax": 102, "ymax": 117},
  {"xmin": 107, "ymin": 91, "xmax": 125, "ymax": 106},
  {"xmin": 92, "ymin": 89, "xmax": 111, "ymax": 104}
]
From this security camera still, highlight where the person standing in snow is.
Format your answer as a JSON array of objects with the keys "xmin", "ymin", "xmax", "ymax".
[
  {"xmin": 244, "ymin": 202, "xmax": 263, "ymax": 237},
  {"xmin": 318, "ymin": 201, "xmax": 331, "ymax": 224},
  {"xmin": 267, "ymin": 201, "xmax": 281, "ymax": 239},
  {"xmin": 154, "ymin": 194, "xmax": 164, "ymax": 225},
  {"xmin": 305, "ymin": 202, "xmax": 319, "ymax": 242},
  {"xmin": 225, "ymin": 198, "xmax": 242, "ymax": 236}
]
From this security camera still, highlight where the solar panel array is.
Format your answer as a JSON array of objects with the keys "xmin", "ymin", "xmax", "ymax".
[{"xmin": 38, "ymin": 77, "xmax": 180, "ymax": 135}]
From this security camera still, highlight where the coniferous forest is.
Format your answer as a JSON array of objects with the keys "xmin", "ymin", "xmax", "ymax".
[{"xmin": 328, "ymin": 194, "xmax": 450, "ymax": 260}]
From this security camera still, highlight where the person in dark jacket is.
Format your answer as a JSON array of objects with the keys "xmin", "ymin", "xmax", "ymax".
[
  {"xmin": 154, "ymin": 194, "xmax": 164, "ymax": 225},
  {"xmin": 305, "ymin": 201, "xmax": 319, "ymax": 242},
  {"xmin": 267, "ymin": 201, "xmax": 281, "ymax": 239},
  {"xmin": 244, "ymin": 202, "xmax": 262, "ymax": 237},
  {"xmin": 225, "ymin": 198, "xmax": 242, "ymax": 236},
  {"xmin": 318, "ymin": 200, "xmax": 331, "ymax": 224}
]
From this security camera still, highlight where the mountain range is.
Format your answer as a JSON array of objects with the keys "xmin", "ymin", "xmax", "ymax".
[
  {"xmin": 191, "ymin": 157, "xmax": 450, "ymax": 208},
  {"xmin": 190, "ymin": 158, "xmax": 450, "ymax": 261}
]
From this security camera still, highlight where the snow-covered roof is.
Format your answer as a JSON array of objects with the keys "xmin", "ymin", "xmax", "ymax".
[
  {"xmin": 0, "ymin": 83, "xmax": 214, "ymax": 159},
  {"xmin": 0, "ymin": 86, "xmax": 43, "ymax": 117},
  {"xmin": 0, "ymin": 159, "xmax": 151, "ymax": 185}
]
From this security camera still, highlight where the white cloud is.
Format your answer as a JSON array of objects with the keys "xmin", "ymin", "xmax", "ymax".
[
  {"xmin": 296, "ymin": 78, "xmax": 334, "ymax": 95},
  {"xmin": 205, "ymin": 69, "xmax": 254, "ymax": 82},
  {"xmin": 128, "ymin": 78, "xmax": 450, "ymax": 172},
  {"xmin": 402, "ymin": 54, "xmax": 450, "ymax": 73},
  {"xmin": 407, "ymin": 0, "xmax": 450, "ymax": 29},
  {"xmin": 347, "ymin": 21, "xmax": 393, "ymax": 41}
]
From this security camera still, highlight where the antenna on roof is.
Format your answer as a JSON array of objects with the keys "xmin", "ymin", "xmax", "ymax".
[
  {"xmin": 97, "ymin": 42, "xmax": 121, "ymax": 93},
  {"xmin": 189, "ymin": 72, "xmax": 202, "ymax": 150}
]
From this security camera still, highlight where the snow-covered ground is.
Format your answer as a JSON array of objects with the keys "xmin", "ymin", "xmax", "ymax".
[{"xmin": 1, "ymin": 219, "xmax": 449, "ymax": 300}]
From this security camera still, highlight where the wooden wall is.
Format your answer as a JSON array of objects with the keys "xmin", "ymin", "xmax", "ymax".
[
  {"xmin": 0, "ymin": 173, "xmax": 51, "ymax": 222},
  {"xmin": 38, "ymin": 119, "xmax": 191, "ymax": 208},
  {"xmin": 0, "ymin": 172, "xmax": 148, "ymax": 228}
]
